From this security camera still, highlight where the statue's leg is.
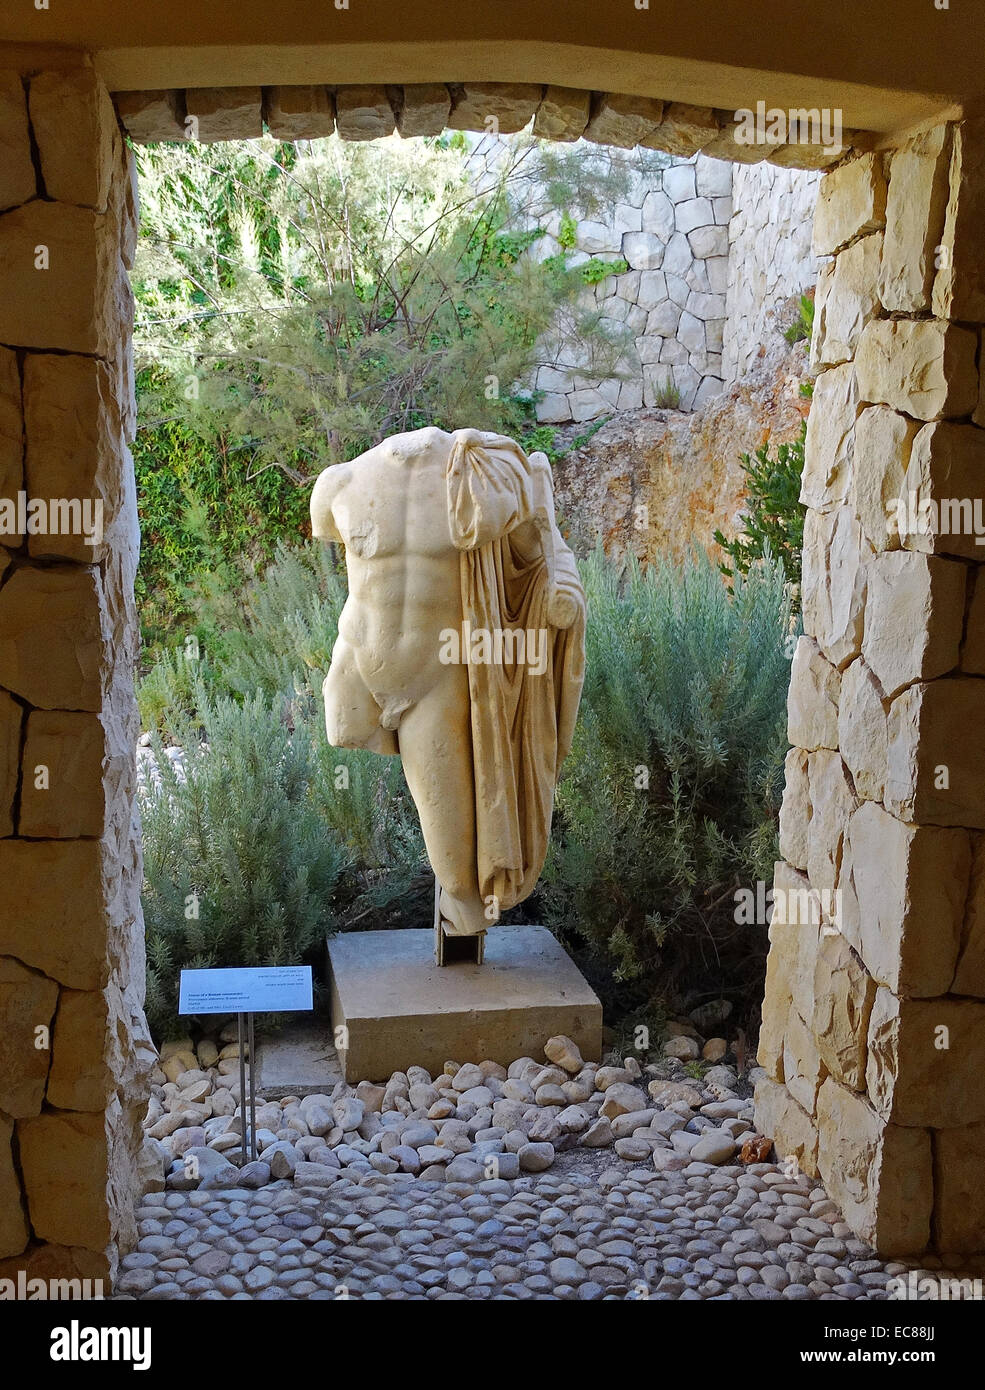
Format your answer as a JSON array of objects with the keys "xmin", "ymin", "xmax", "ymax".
[
  {"xmin": 322, "ymin": 637, "xmax": 398, "ymax": 756},
  {"xmin": 398, "ymin": 665, "xmax": 489, "ymax": 937}
]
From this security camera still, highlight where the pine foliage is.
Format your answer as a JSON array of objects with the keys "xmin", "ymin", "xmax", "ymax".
[
  {"xmin": 133, "ymin": 134, "xmax": 640, "ymax": 641},
  {"xmin": 714, "ymin": 420, "xmax": 807, "ymax": 601}
]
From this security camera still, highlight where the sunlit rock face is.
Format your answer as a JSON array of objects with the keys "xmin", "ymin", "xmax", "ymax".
[{"xmin": 552, "ymin": 326, "xmax": 809, "ymax": 566}]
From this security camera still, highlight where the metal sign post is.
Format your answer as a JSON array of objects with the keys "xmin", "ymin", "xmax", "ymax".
[
  {"xmin": 178, "ymin": 966, "xmax": 313, "ymax": 1167},
  {"xmin": 249, "ymin": 1012, "xmax": 257, "ymax": 1161},
  {"xmin": 237, "ymin": 1013, "xmax": 248, "ymax": 1164},
  {"xmin": 236, "ymin": 1011, "xmax": 261, "ymax": 1163}
]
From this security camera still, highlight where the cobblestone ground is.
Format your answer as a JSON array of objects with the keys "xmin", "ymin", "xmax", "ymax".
[{"xmin": 115, "ymin": 1154, "xmax": 905, "ymax": 1301}]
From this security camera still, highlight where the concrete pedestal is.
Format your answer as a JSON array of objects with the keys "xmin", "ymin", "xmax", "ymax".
[{"xmin": 327, "ymin": 926, "xmax": 602, "ymax": 1081}]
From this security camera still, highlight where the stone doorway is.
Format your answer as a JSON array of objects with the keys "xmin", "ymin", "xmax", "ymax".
[{"xmin": 1, "ymin": 52, "xmax": 984, "ymax": 1290}]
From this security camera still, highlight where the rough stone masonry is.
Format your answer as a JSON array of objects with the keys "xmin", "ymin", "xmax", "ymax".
[
  {"xmin": 756, "ymin": 120, "xmax": 985, "ymax": 1259},
  {"xmin": 0, "ymin": 62, "xmax": 154, "ymax": 1288}
]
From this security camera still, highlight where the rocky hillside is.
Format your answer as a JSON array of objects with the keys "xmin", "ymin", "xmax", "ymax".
[{"xmin": 553, "ymin": 305, "xmax": 811, "ymax": 566}]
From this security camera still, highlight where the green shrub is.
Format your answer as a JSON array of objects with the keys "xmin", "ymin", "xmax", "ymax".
[
  {"xmin": 134, "ymin": 411, "xmax": 311, "ymax": 650},
  {"xmin": 197, "ymin": 539, "xmax": 344, "ymax": 710},
  {"xmin": 140, "ymin": 683, "xmax": 347, "ymax": 1039},
  {"xmin": 783, "ymin": 292, "xmax": 816, "ymax": 345},
  {"xmin": 580, "ymin": 256, "xmax": 629, "ymax": 285},
  {"xmin": 714, "ymin": 419, "xmax": 807, "ymax": 602},
  {"xmin": 558, "ymin": 210, "xmax": 578, "ymax": 250},
  {"xmin": 651, "ymin": 374, "xmax": 681, "ymax": 409},
  {"xmin": 138, "ymin": 539, "xmax": 346, "ymax": 717},
  {"xmin": 519, "ymin": 424, "xmax": 561, "ymax": 461},
  {"xmin": 133, "ymin": 136, "xmax": 639, "ymax": 646},
  {"xmin": 138, "ymin": 541, "xmax": 431, "ymax": 1039},
  {"xmin": 137, "ymin": 644, "xmax": 211, "ymax": 734},
  {"xmin": 538, "ymin": 548, "xmax": 792, "ymax": 1034},
  {"xmin": 569, "ymin": 416, "xmax": 611, "ymax": 451}
]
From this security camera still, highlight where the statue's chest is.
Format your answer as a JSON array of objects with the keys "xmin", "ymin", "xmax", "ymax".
[{"xmin": 339, "ymin": 466, "xmax": 450, "ymax": 558}]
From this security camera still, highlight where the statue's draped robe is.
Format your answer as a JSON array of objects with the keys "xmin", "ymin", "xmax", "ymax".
[{"xmin": 446, "ymin": 430, "xmax": 586, "ymax": 913}]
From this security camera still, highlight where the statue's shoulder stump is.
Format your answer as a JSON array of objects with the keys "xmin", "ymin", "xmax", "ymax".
[{"xmin": 327, "ymin": 926, "xmax": 602, "ymax": 1082}]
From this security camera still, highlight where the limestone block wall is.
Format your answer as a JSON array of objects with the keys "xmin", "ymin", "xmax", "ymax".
[
  {"xmin": 501, "ymin": 144, "xmax": 820, "ymax": 418},
  {"xmin": 755, "ymin": 122, "xmax": 985, "ymax": 1258},
  {"xmin": 513, "ymin": 150, "xmax": 733, "ymax": 417},
  {"xmin": 722, "ymin": 162, "xmax": 822, "ymax": 382},
  {"xmin": 0, "ymin": 62, "xmax": 152, "ymax": 1286}
]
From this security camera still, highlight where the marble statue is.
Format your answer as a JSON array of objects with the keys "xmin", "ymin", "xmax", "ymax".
[{"xmin": 310, "ymin": 426, "xmax": 585, "ymax": 954}]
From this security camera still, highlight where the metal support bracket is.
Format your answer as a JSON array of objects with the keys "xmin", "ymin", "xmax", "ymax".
[{"xmin": 433, "ymin": 875, "xmax": 485, "ymax": 965}]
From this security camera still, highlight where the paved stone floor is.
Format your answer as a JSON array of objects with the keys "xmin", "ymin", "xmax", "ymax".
[{"xmin": 115, "ymin": 1152, "xmax": 904, "ymax": 1301}]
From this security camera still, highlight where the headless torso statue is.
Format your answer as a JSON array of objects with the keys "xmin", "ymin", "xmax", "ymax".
[{"xmin": 311, "ymin": 426, "xmax": 586, "ymax": 962}]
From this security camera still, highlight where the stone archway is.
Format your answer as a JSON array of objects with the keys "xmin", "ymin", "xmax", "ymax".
[{"xmin": 0, "ymin": 38, "xmax": 983, "ymax": 1285}]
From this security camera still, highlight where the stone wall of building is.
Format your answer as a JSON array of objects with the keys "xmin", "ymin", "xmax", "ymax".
[
  {"xmin": 755, "ymin": 123, "xmax": 985, "ymax": 1257},
  {"xmin": 722, "ymin": 162, "xmax": 822, "ymax": 383},
  {"xmin": 0, "ymin": 62, "xmax": 153, "ymax": 1288}
]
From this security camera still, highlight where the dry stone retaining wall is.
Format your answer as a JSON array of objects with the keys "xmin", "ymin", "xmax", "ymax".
[
  {"xmin": 473, "ymin": 139, "xmax": 820, "ymax": 418},
  {"xmin": 723, "ymin": 162, "xmax": 822, "ymax": 382},
  {"xmin": 512, "ymin": 148, "xmax": 733, "ymax": 417}
]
